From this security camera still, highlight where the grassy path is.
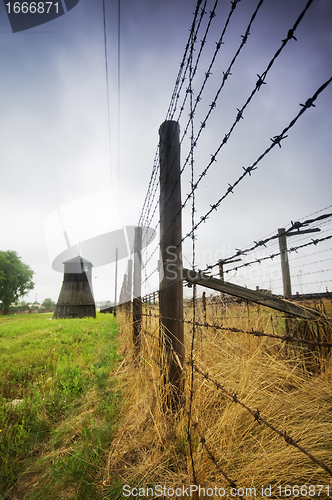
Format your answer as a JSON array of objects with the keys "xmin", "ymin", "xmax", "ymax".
[{"xmin": 0, "ymin": 313, "xmax": 123, "ymax": 500}]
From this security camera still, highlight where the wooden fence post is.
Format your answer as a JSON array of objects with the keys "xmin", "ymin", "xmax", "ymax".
[
  {"xmin": 202, "ymin": 291, "xmax": 207, "ymax": 323},
  {"xmin": 133, "ymin": 227, "xmax": 142, "ymax": 351},
  {"xmin": 159, "ymin": 120, "xmax": 184, "ymax": 402},
  {"xmin": 278, "ymin": 228, "xmax": 292, "ymax": 299},
  {"xmin": 278, "ymin": 228, "xmax": 293, "ymax": 336},
  {"xmin": 218, "ymin": 260, "xmax": 224, "ymax": 281},
  {"xmin": 126, "ymin": 258, "xmax": 132, "ymax": 318}
]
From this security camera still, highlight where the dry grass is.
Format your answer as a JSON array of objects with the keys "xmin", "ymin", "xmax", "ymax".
[{"xmin": 107, "ymin": 299, "xmax": 332, "ymax": 495}]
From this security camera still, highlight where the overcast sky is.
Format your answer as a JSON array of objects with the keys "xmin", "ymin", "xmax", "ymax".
[{"xmin": 0, "ymin": 0, "xmax": 331, "ymax": 305}]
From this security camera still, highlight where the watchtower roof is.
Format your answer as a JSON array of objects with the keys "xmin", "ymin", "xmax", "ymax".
[
  {"xmin": 63, "ymin": 255, "xmax": 93, "ymax": 275},
  {"xmin": 63, "ymin": 255, "xmax": 93, "ymax": 266}
]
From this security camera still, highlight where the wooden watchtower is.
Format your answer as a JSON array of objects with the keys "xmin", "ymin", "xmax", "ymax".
[{"xmin": 53, "ymin": 256, "xmax": 96, "ymax": 319}]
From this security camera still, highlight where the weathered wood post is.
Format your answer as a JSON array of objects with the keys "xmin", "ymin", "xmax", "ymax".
[
  {"xmin": 278, "ymin": 228, "xmax": 292, "ymax": 299},
  {"xmin": 278, "ymin": 228, "xmax": 293, "ymax": 336},
  {"xmin": 202, "ymin": 291, "xmax": 207, "ymax": 323},
  {"xmin": 218, "ymin": 260, "xmax": 224, "ymax": 281},
  {"xmin": 159, "ymin": 120, "xmax": 184, "ymax": 402},
  {"xmin": 133, "ymin": 227, "xmax": 142, "ymax": 351}
]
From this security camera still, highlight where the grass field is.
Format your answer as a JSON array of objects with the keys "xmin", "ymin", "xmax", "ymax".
[
  {"xmin": 110, "ymin": 299, "xmax": 332, "ymax": 497},
  {"xmin": 1, "ymin": 302, "xmax": 331, "ymax": 499},
  {"xmin": 0, "ymin": 312, "xmax": 124, "ymax": 500}
]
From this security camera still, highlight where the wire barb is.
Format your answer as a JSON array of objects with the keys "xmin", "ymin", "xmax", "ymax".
[
  {"xmin": 270, "ymin": 134, "xmax": 288, "ymax": 148},
  {"xmin": 282, "ymin": 29, "xmax": 297, "ymax": 43}
]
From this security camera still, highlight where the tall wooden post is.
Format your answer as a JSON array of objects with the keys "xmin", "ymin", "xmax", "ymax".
[
  {"xmin": 133, "ymin": 227, "xmax": 142, "ymax": 351},
  {"xmin": 278, "ymin": 228, "xmax": 292, "ymax": 299},
  {"xmin": 278, "ymin": 228, "xmax": 293, "ymax": 337},
  {"xmin": 159, "ymin": 120, "xmax": 184, "ymax": 401},
  {"xmin": 202, "ymin": 291, "xmax": 207, "ymax": 323}
]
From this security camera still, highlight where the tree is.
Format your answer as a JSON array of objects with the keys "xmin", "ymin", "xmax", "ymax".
[
  {"xmin": 0, "ymin": 251, "xmax": 34, "ymax": 314},
  {"xmin": 42, "ymin": 298, "xmax": 56, "ymax": 310}
]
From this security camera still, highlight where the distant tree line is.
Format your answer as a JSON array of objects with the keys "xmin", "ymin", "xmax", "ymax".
[{"xmin": 9, "ymin": 298, "xmax": 56, "ymax": 312}]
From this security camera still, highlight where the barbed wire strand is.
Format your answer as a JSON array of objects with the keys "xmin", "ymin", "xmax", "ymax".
[
  {"xmin": 140, "ymin": 0, "xmax": 265, "ymax": 263},
  {"xmin": 204, "ymin": 213, "xmax": 332, "ymax": 272},
  {"xmin": 140, "ymin": 16, "xmax": 325, "ymax": 278},
  {"xmin": 193, "ymin": 364, "xmax": 332, "ymax": 477},
  {"xmin": 186, "ymin": 25, "xmax": 198, "ymax": 487},
  {"xmin": 141, "ymin": 76, "xmax": 332, "ymax": 286},
  {"xmin": 212, "ymin": 234, "xmax": 332, "ymax": 278},
  {"xmin": 181, "ymin": 76, "xmax": 332, "ymax": 246},
  {"xmin": 138, "ymin": 0, "xmax": 205, "ymax": 229},
  {"xmin": 184, "ymin": 408, "xmax": 237, "ymax": 488},
  {"xmin": 141, "ymin": 311, "xmax": 332, "ymax": 348}
]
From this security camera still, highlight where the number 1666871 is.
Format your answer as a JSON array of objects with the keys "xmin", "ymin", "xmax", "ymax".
[
  {"xmin": 277, "ymin": 485, "xmax": 330, "ymax": 497},
  {"xmin": 5, "ymin": 2, "xmax": 59, "ymax": 14}
]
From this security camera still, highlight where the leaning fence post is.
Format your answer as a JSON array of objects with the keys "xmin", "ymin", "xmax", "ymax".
[
  {"xmin": 159, "ymin": 120, "xmax": 184, "ymax": 402},
  {"xmin": 133, "ymin": 227, "xmax": 142, "ymax": 351}
]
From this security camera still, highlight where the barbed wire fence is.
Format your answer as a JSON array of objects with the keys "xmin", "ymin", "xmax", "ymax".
[{"xmin": 113, "ymin": 0, "xmax": 332, "ymax": 488}]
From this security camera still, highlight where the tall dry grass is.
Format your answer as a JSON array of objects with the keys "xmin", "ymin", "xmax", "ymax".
[{"xmin": 106, "ymin": 298, "xmax": 332, "ymax": 496}]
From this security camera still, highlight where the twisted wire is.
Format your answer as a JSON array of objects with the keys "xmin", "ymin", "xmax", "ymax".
[
  {"xmin": 193, "ymin": 364, "xmax": 332, "ymax": 477},
  {"xmin": 181, "ymin": 76, "xmax": 332, "ymax": 247},
  {"xmin": 141, "ymin": 19, "xmax": 328, "ymax": 280}
]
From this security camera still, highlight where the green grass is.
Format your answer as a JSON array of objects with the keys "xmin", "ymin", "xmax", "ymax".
[{"xmin": 0, "ymin": 312, "xmax": 124, "ymax": 500}]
